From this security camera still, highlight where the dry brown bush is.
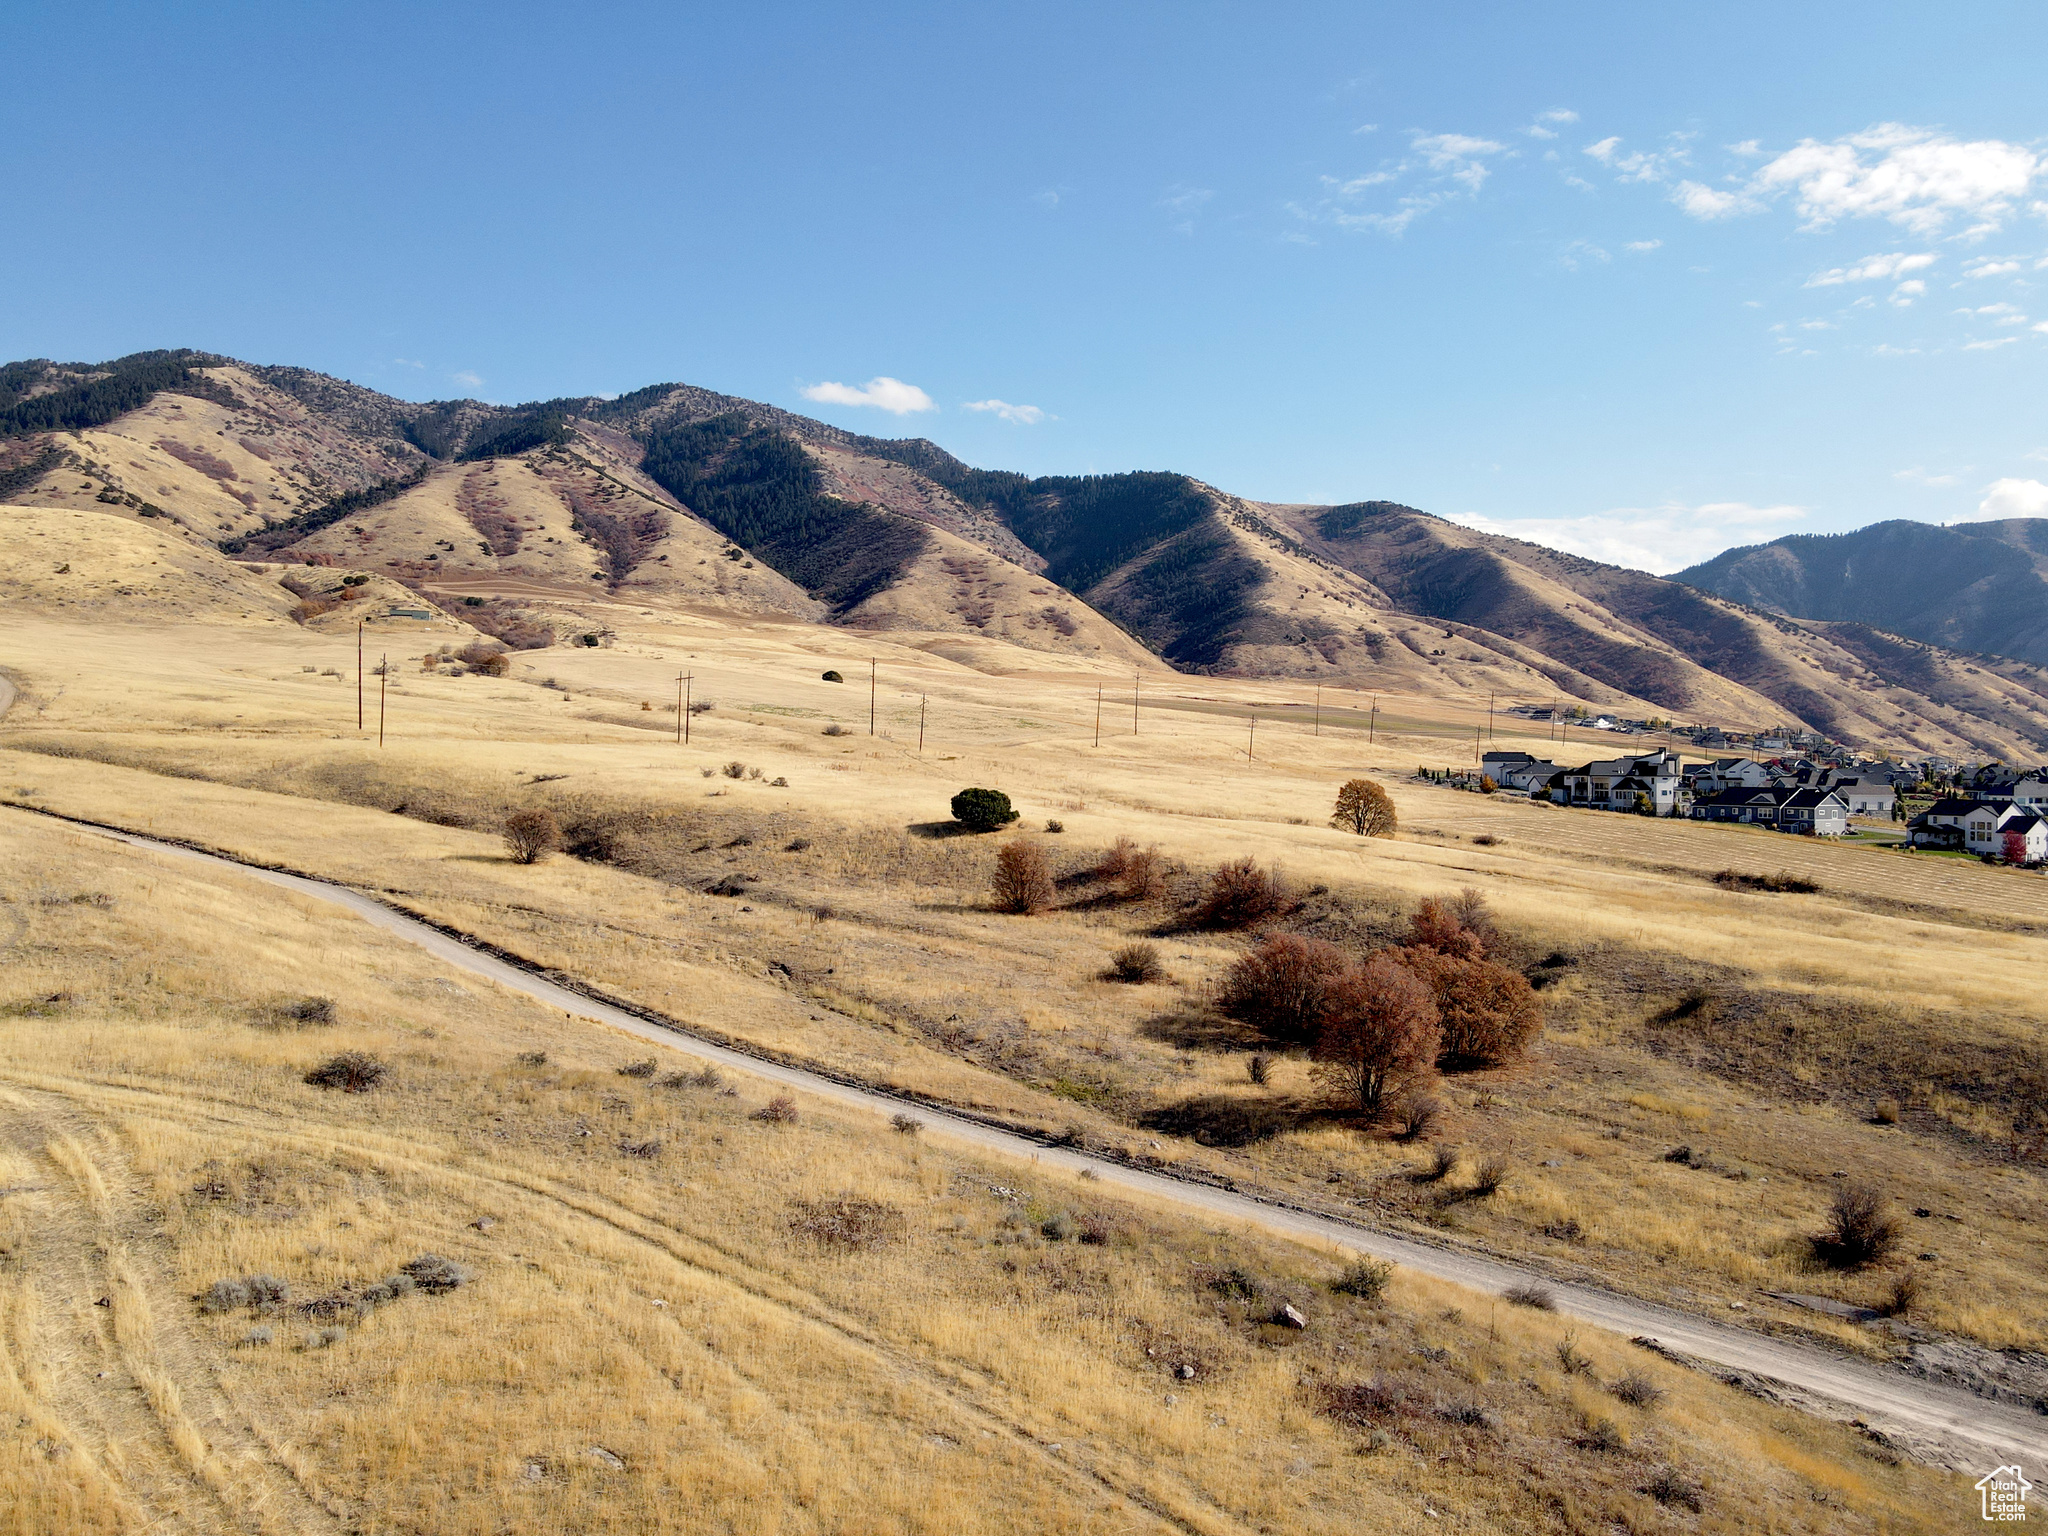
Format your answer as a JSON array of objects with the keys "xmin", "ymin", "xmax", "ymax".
[
  {"xmin": 454, "ymin": 642, "xmax": 509, "ymax": 676},
  {"xmin": 1312, "ymin": 953, "xmax": 1440, "ymax": 1116},
  {"xmin": 992, "ymin": 839, "xmax": 1055, "ymax": 915},
  {"xmin": 1213, "ymin": 934, "xmax": 1350, "ymax": 1042},
  {"xmin": 1812, "ymin": 1181, "xmax": 1899, "ymax": 1269},
  {"xmin": 1192, "ymin": 857, "xmax": 1295, "ymax": 930},
  {"xmin": 751, "ymin": 1094, "xmax": 799, "ymax": 1123},
  {"xmin": 304, "ymin": 1051, "xmax": 387, "ymax": 1092},
  {"xmin": 1097, "ymin": 836, "xmax": 1166, "ymax": 901},
  {"xmin": 1391, "ymin": 949, "xmax": 1543, "ymax": 1068},
  {"xmin": 1106, "ymin": 942, "xmax": 1165, "ymax": 983},
  {"xmin": 503, "ymin": 807, "xmax": 560, "ymax": 865},
  {"xmin": 787, "ymin": 1197, "xmax": 906, "ymax": 1249}
]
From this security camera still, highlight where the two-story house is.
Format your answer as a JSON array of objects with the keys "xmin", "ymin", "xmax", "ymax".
[{"xmin": 1556, "ymin": 749, "xmax": 1684, "ymax": 815}]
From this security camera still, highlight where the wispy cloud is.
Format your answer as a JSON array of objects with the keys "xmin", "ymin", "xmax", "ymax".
[
  {"xmin": 1303, "ymin": 128, "xmax": 1512, "ymax": 237},
  {"xmin": 1444, "ymin": 500, "xmax": 1806, "ymax": 575},
  {"xmin": 1623, "ymin": 239, "xmax": 1662, "ymax": 254},
  {"xmin": 1159, "ymin": 185, "xmax": 1214, "ymax": 213},
  {"xmin": 1558, "ymin": 239, "xmax": 1610, "ymax": 270},
  {"xmin": 1031, "ymin": 188, "xmax": 1061, "ymax": 210},
  {"xmin": 1584, "ymin": 134, "xmax": 1687, "ymax": 184},
  {"xmin": 1964, "ymin": 336, "xmax": 2019, "ymax": 350},
  {"xmin": 1894, "ymin": 466, "xmax": 1965, "ymax": 488},
  {"xmin": 1981, "ymin": 477, "xmax": 2048, "ymax": 517},
  {"xmin": 393, "ymin": 357, "xmax": 425, "ymax": 369},
  {"xmin": 798, "ymin": 376, "xmax": 936, "ymax": 414},
  {"xmin": 1804, "ymin": 251, "xmax": 1937, "ymax": 286},
  {"xmin": 961, "ymin": 399, "xmax": 1045, "ymax": 426},
  {"xmin": 1963, "ymin": 256, "xmax": 2022, "ymax": 278},
  {"xmin": 1522, "ymin": 108, "xmax": 1578, "ymax": 141},
  {"xmin": 451, "ymin": 370, "xmax": 483, "ymax": 389}
]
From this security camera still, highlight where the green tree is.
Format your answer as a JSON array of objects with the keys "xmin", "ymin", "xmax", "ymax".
[{"xmin": 950, "ymin": 787, "xmax": 1019, "ymax": 832}]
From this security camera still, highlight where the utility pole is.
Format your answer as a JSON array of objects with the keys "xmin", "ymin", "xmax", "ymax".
[
  {"xmin": 869, "ymin": 659, "xmax": 876, "ymax": 736},
  {"xmin": 684, "ymin": 674, "xmax": 693, "ymax": 744},
  {"xmin": 1093, "ymin": 685, "xmax": 1102, "ymax": 748},
  {"xmin": 1473, "ymin": 725, "xmax": 1481, "ymax": 765},
  {"xmin": 357, "ymin": 621, "xmax": 365, "ymax": 730},
  {"xmin": 378, "ymin": 654, "xmax": 388, "ymax": 748},
  {"xmin": 1314, "ymin": 684, "xmax": 1321, "ymax": 737},
  {"xmin": 1488, "ymin": 691, "xmax": 1495, "ymax": 742},
  {"xmin": 1248, "ymin": 714, "xmax": 1256, "ymax": 762},
  {"xmin": 1368, "ymin": 695, "xmax": 1377, "ymax": 745},
  {"xmin": 918, "ymin": 694, "xmax": 926, "ymax": 754}
]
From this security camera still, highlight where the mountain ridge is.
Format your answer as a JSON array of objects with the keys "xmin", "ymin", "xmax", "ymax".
[{"xmin": 6, "ymin": 348, "xmax": 2047, "ymax": 758}]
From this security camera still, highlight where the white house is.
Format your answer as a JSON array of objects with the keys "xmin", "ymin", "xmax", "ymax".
[
  {"xmin": 1965, "ymin": 805, "xmax": 2047, "ymax": 859},
  {"xmin": 2014, "ymin": 775, "xmax": 2048, "ymax": 811},
  {"xmin": 1688, "ymin": 757, "xmax": 1773, "ymax": 795},
  {"xmin": 1827, "ymin": 778, "xmax": 1897, "ymax": 818},
  {"xmin": 1557, "ymin": 749, "xmax": 1684, "ymax": 815}
]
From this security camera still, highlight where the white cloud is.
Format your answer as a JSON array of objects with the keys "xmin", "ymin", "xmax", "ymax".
[
  {"xmin": 798, "ymin": 376, "xmax": 936, "ymax": 414},
  {"xmin": 961, "ymin": 399, "xmax": 1045, "ymax": 426},
  {"xmin": 1891, "ymin": 279, "xmax": 1927, "ymax": 305},
  {"xmin": 1353, "ymin": 123, "xmax": 1379, "ymax": 135},
  {"xmin": 1670, "ymin": 179, "xmax": 1757, "ymax": 219},
  {"xmin": 1980, "ymin": 477, "xmax": 2048, "ymax": 517},
  {"xmin": 1523, "ymin": 108, "xmax": 1579, "ymax": 140},
  {"xmin": 1032, "ymin": 188, "xmax": 1060, "ymax": 210},
  {"xmin": 1894, "ymin": 466, "xmax": 1964, "ymax": 488},
  {"xmin": 393, "ymin": 357, "xmax": 425, "ymax": 369},
  {"xmin": 1584, "ymin": 135, "xmax": 1685, "ymax": 183},
  {"xmin": 1623, "ymin": 239, "xmax": 1662, "ymax": 254},
  {"xmin": 451, "ymin": 370, "xmax": 483, "ymax": 388},
  {"xmin": 1559, "ymin": 239, "xmax": 1610, "ymax": 270},
  {"xmin": 1963, "ymin": 256, "xmax": 2021, "ymax": 278},
  {"xmin": 1160, "ymin": 185, "xmax": 1214, "ymax": 213},
  {"xmin": 1964, "ymin": 337, "xmax": 2018, "ymax": 350},
  {"xmin": 2035, "ymin": 321, "xmax": 2048, "ymax": 334},
  {"xmin": 1444, "ymin": 500, "xmax": 1806, "ymax": 574},
  {"xmin": 1804, "ymin": 251, "xmax": 1937, "ymax": 286},
  {"xmin": 1745, "ymin": 124, "xmax": 2039, "ymax": 234},
  {"xmin": 1411, "ymin": 132, "xmax": 1509, "ymax": 191},
  {"xmin": 1959, "ymin": 302, "xmax": 2028, "ymax": 324}
]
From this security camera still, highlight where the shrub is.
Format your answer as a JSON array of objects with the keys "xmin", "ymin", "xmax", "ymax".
[
  {"xmin": 821, "ymin": 670, "xmax": 844, "ymax": 682},
  {"xmin": 1097, "ymin": 837, "xmax": 1167, "ymax": 901},
  {"xmin": 1407, "ymin": 897, "xmax": 1483, "ymax": 959},
  {"xmin": 1555, "ymin": 1331, "xmax": 1594, "ymax": 1375},
  {"xmin": 1192, "ymin": 857, "xmax": 1296, "ymax": 930},
  {"xmin": 822, "ymin": 723, "xmax": 850, "ymax": 736},
  {"xmin": 454, "ymin": 642, "xmax": 508, "ymax": 676},
  {"xmin": 503, "ymin": 807, "xmax": 560, "ymax": 864},
  {"xmin": 992, "ymin": 839, "xmax": 1056, "ymax": 914},
  {"xmin": 1331, "ymin": 778, "xmax": 1397, "ymax": 837},
  {"xmin": 1477, "ymin": 774, "xmax": 1498, "ymax": 794},
  {"xmin": 1044, "ymin": 819, "xmax": 1064, "ymax": 834},
  {"xmin": 1107, "ymin": 942, "xmax": 1165, "ymax": 983},
  {"xmin": 661, "ymin": 1064, "xmax": 724, "ymax": 1090},
  {"xmin": 616, "ymin": 1059, "xmax": 657, "ymax": 1078},
  {"xmin": 1040, "ymin": 1211, "xmax": 1077, "ymax": 1241},
  {"xmin": 951, "ymin": 787, "xmax": 1019, "ymax": 832},
  {"xmin": 1713, "ymin": 869, "xmax": 1819, "ymax": 894},
  {"xmin": 1642, "ymin": 1468, "xmax": 1704, "ymax": 1512},
  {"xmin": 1330, "ymin": 1258, "xmax": 1393, "ymax": 1301},
  {"xmin": 1206, "ymin": 1266, "xmax": 1266, "ymax": 1302},
  {"xmin": 1448, "ymin": 888, "xmax": 1498, "ymax": 955},
  {"xmin": 1391, "ymin": 949, "xmax": 1543, "ymax": 1068},
  {"xmin": 400, "ymin": 1254, "xmax": 471, "ymax": 1292},
  {"xmin": 1503, "ymin": 1282, "xmax": 1554, "ymax": 1310},
  {"xmin": 1612, "ymin": 1372, "xmax": 1665, "ymax": 1409},
  {"xmin": 751, "ymin": 1094, "xmax": 799, "ymax": 1123},
  {"xmin": 787, "ymin": 1197, "xmax": 905, "ymax": 1248},
  {"xmin": 1312, "ymin": 954, "xmax": 1441, "ymax": 1116},
  {"xmin": 1812, "ymin": 1181, "xmax": 1899, "ymax": 1269},
  {"xmin": 722, "ymin": 761, "xmax": 747, "ymax": 780},
  {"xmin": 1877, "ymin": 1270, "xmax": 1919, "ymax": 1317},
  {"xmin": 1872, "ymin": 1095, "xmax": 1901, "ymax": 1125},
  {"xmin": 1419, "ymin": 1144, "xmax": 1459, "ymax": 1182},
  {"xmin": 891, "ymin": 1112, "xmax": 924, "ymax": 1135},
  {"xmin": 1214, "ymin": 934, "xmax": 1349, "ymax": 1041},
  {"xmin": 617, "ymin": 1138, "xmax": 662, "ymax": 1158},
  {"xmin": 1471, "ymin": 1153, "xmax": 1512, "ymax": 1196},
  {"xmin": 516, "ymin": 1049, "xmax": 548, "ymax": 1067},
  {"xmin": 1246, "ymin": 1052, "xmax": 1271, "ymax": 1086},
  {"xmin": 269, "ymin": 995, "xmax": 336, "ymax": 1028},
  {"xmin": 304, "ymin": 1051, "xmax": 387, "ymax": 1092},
  {"xmin": 1395, "ymin": 1095, "xmax": 1441, "ymax": 1142},
  {"xmin": 200, "ymin": 1278, "xmax": 252, "ymax": 1314}
]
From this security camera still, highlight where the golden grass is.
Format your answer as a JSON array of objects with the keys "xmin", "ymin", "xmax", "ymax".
[{"xmin": 0, "ymin": 810, "xmax": 1967, "ymax": 1534}]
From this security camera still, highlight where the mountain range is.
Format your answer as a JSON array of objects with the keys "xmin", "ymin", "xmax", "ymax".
[{"xmin": 6, "ymin": 347, "xmax": 2048, "ymax": 760}]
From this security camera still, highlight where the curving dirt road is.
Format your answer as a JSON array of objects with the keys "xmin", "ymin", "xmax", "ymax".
[{"xmin": 0, "ymin": 804, "xmax": 2026, "ymax": 1472}]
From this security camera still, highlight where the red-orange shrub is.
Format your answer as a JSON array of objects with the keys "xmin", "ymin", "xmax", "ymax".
[
  {"xmin": 1391, "ymin": 948, "xmax": 1542, "ymax": 1068},
  {"xmin": 1313, "ymin": 953, "xmax": 1440, "ymax": 1115},
  {"xmin": 1214, "ymin": 934, "xmax": 1350, "ymax": 1042}
]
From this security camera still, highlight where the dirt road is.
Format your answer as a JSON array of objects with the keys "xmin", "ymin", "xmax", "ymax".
[{"xmin": 4, "ymin": 803, "xmax": 2031, "ymax": 1472}]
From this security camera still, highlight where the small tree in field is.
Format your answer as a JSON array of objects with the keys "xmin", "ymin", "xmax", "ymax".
[
  {"xmin": 952, "ymin": 787, "xmax": 1019, "ymax": 832},
  {"xmin": 1332, "ymin": 778, "xmax": 1398, "ymax": 838},
  {"xmin": 1313, "ymin": 954, "xmax": 1440, "ymax": 1117},
  {"xmin": 1214, "ymin": 934, "xmax": 1351, "ymax": 1042},
  {"xmin": 1192, "ymin": 856, "xmax": 1295, "ymax": 929},
  {"xmin": 992, "ymin": 839, "xmax": 1055, "ymax": 914},
  {"xmin": 503, "ymin": 807, "xmax": 560, "ymax": 864},
  {"xmin": 1408, "ymin": 897, "xmax": 1483, "ymax": 960}
]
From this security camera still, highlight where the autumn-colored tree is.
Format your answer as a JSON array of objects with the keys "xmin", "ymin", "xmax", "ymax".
[
  {"xmin": 503, "ymin": 807, "xmax": 560, "ymax": 865},
  {"xmin": 1407, "ymin": 897, "xmax": 1483, "ymax": 960},
  {"xmin": 1331, "ymin": 778, "xmax": 1398, "ymax": 838},
  {"xmin": 2003, "ymin": 829, "xmax": 2031, "ymax": 866},
  {"xmin": 1213, "ymin": 934, "xmax": 1352, "ymax": 1042},
  {"xmin": 1392, "ymin": 948, "xmax": 1544, "ymax": 1068},
  {"xmin": 992, "ymin": 839, "xmax": 1056, "ymax": 914},
  {"xmin": 1312, "ymin": 954, "xmax": 1441, "ymax": 1116}
]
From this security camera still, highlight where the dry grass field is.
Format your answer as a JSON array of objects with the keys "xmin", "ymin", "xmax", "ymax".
[{"xmin": 0, "ymin": 565, "xmax": 2040, "ymax": 1530}]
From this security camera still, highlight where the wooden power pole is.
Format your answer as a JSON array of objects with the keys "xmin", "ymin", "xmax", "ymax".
[
  {"xmin": 1314, "ymin": 684, "xmax": 1321, "ymax": 737},
  {"xmin": 1248, "ymin": 714, "xmax": 1256, "ymax": 762},
  {"xmin": 357, "ymin": 621, "xmax": 365, "ymax": 730},
  {"xmin": 918, "ymin": 694, "xmax": 926, "ymax": 753},
  {"xmin": 378, "ymin": 654, "xmax": 388, "ymax": 748}
]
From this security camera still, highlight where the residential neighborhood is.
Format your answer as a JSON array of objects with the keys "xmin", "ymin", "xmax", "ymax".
[{"xmin": 1468, "ymin": 743, "xmax": 2048, "ymax": 867}]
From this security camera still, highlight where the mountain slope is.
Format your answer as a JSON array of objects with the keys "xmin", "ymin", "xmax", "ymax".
[{"xmin": 1677, "ymin": 519, "xmax": 2048, "ymax": 668}]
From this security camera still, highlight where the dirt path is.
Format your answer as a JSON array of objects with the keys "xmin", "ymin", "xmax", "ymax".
[{"xmin": 12, "ymin": 804, "xmax": 2045, "ymax": 1472}]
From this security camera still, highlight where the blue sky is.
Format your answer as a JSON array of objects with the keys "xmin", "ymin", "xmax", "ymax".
[{"xmin": 5, "ymin": 1, "xmax": 2048, "ymax": 572}]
